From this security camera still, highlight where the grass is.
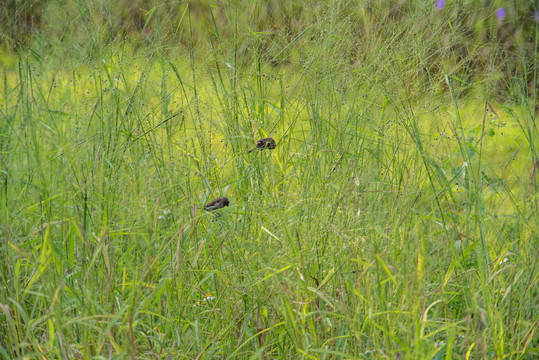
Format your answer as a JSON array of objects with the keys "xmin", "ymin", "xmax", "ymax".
[{"xmin": 1, "ymin": 1, "xmax": 538, "ymax": 359}]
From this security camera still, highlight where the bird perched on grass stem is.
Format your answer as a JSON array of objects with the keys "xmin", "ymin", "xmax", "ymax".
[
  {"xmin": 204, "ymin": 197, "xmax": 229, "ymax": 217},
  {"xmin": 247, "ymin": 137, "xmax": 276, "ymax": 153}
]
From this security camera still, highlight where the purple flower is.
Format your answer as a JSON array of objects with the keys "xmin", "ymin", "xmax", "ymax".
[
  {"xmin": 435, "ymin": 0, "xmax": 445, "ymax": 9},
  {"xmin": 496, "ymin": 8, "xmax": 506, "ymax": 21}
]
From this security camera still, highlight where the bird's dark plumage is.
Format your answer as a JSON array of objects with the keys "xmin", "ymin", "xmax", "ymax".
[
  {"xmin": 204, "ymin": 197, "xmax": 230, "ymax": 212},
  {"xmin": 248, "ymin": 137, "xmax": 276, "ymax": 153}
]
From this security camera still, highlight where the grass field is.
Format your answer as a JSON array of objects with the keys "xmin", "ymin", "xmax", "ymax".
[{"xmin": 1, "ymin": 1, "xmax": 538, "ymax": 359}]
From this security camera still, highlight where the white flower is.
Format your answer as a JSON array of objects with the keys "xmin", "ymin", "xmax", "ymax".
[
  {"xmin": 434, "ymin": 339, "xmax": 445, "ymax": 348},
  {"xmin": 202, "ymin": 294, "xmax": 216, "ymax": 302},
  {"xmin": 158, "ymin": 215, "xmax": 165, "ymax": 220},
  {"xmin": 164, "ymin": 209, "xmax": 171, "ymax": 215}
]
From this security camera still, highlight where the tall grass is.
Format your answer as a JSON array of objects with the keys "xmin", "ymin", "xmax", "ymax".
[{"xmin": 1, "ymin": 1, "xmax": 538, "ymax": 359}]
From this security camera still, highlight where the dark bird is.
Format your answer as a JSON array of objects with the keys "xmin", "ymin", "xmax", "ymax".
[
  {"xmin": 204, "ymin": 197, "xmax": 230, "ymax": 212},
  {"xmin": 247, "ymin": 137, "xmax": 276, "ymax": 153}
]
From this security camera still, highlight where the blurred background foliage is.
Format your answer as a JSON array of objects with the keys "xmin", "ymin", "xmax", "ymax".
[{"xmin": 1, "ymin": 0, "xmax": 538, "ymax": 102}]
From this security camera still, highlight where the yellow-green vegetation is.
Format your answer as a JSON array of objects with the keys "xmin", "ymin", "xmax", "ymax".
[{"xmin": 1, "ymin": 1, "xmax": 538, "ymax": 359}]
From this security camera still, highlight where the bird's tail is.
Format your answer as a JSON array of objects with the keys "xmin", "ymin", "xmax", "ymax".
[{"xmin": 247, "ymin": 146, "xmax": 256, "ymax": 153}]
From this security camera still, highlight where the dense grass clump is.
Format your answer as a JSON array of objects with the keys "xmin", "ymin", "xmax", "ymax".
[{"xmin": 1, "ymin": 1, "xmax": 538, "ymax": 359}]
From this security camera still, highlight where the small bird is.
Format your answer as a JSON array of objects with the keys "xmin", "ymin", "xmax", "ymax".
[
  {"xmin": 247, "ymin": 137, "xmax": 276, "ymax": 153},
  {"xmin": 204, "ymin": 197, "xmax": 230, "ymax": 212}
]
